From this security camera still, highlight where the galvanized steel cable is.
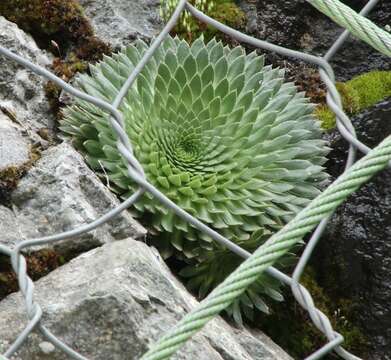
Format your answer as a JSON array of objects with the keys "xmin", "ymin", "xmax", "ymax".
[{"xmin": 309, "ymin": 0, "xmax": 391, "ymax": 57}]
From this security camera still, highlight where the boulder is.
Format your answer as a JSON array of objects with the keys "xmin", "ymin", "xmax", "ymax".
[
  {"xmin": 78, "ymin": 0, "xmax": 163, "ymax": 49},
  {"xmin": 0, "ymin": 16, "xmax": 54, "ymax": 143},
  {"xmin": 0, "ymin": 238, "xmax": 292, "ymax": 360},
  {"xmin": 316, "ymin": 99, "xmax": 391, "ymax": 360},
  {"xmin": 2, "ymin": 142, "xmax": 145, "ymax": 255}
]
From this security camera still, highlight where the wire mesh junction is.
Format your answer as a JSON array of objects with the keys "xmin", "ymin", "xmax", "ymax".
[{"xmin": 0, "ymin": 0, "xmax": 390, "ymax": 359}]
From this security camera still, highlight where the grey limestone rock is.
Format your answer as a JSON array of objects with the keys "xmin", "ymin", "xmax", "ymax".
[
  {"xmin": 2, "ymin": 142, "xmax": 145, "ymax": 255},
  {"xmin": 0, "ymin": 116, "xmax": 31, "ymax": 172},
  {"xmin": 0, "ymin": 205, "xmax": 21, "ymax": 248},
  {"xmin": 78, "ymin": 0, "xmax": 163, "ymax": 49},
  {"xmin": 0, "ymin": 238, "xmax": 292, "ymax": 360},
  {"xmin": 0, "ymin": 16, "xmax": 54, "ymax": 143}
]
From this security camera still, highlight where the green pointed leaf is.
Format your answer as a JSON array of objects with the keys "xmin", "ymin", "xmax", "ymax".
[
  {"xmin": 157, "ymin": 176, "xmax": 170, "ymax": 189},
  {"xmin": 83, "ymin": 140, "xmax": 103, "ymax": 155},
  {"xmin": 168, "ymin": 174, "xmax": 181, "ymax": 187}
]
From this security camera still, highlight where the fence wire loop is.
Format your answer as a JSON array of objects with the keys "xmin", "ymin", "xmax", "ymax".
[{"xmin": 0, "ymin": 0, "xmax": 390, "ymax": 359}]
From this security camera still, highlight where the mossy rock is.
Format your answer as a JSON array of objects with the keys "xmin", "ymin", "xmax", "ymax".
[
  {"xmin": 207, "ymin": 2, "xmax": 246, "ymax": 33},
  {"xmin": 316, "ymin": 70, "xmax": 391, "ymax": 130},
  {"xmin": 0, "ymin": 0, "xmax": 92, "ymax": 46},
  {"xmin": 170, "ymin": 1, "xmax": 246, "ymax": 43},
  {"xmin": 348, "ymin": 71, "xmax": 391, "ymax": 110},
  {"xmin": 0, "ymin": 249, "xmax": 64, "ymax": 301},
  {"xmin": 315, "ymin": 104, "xmax": 337, "ymax": 131},
  {"xmin": 0, "ymin": 1, "xmax": 112, "ymax": 117}
]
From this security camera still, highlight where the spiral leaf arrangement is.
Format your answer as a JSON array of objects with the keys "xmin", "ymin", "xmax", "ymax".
[{"xmin": 61, "ymin": 36, "xmax": 329, "ymax": 322}]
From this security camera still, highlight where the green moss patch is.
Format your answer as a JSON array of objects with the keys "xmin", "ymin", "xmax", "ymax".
[
  {"xmin": 316, "ymin": 71, "xmax": 391, "ymax": 130},
  {"xmin": 168, "ymin": 1, "xmax": 246, "ymax": 43},
  {"xmin": 206, "ymin": 3, "xmax": 246, "ymax": 37},
  {"xmin": 0, "ymin": 0, "xmax": 92, "ymax": 49}
]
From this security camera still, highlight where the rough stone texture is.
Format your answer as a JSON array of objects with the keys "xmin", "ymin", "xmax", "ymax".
[
  {"xmin": 0, "ymin": 116, "xmax": 31, "ymax": 172},
  {"xmin": 0, "ymin": 16, "xmax": 54, "ymax": 143},
  {"xmin": 238, "ymin": 0, "xmax": 391, "ymax": 80},
  {"xmin": 0, "ymin": 205, "xmax": 21, "ymax": 248},
  {"xmin": 238, "ymin": 0, "xmax": 315, "ymax": 50},
  {"xmin": 78, "ymin": 0, "xmax": 162, "ymax": 49},
  {"xmin": 309, "ymin": 0, "xmax": 391, "ymax": 81},
  {"xmin": 315, "ymin": 99, "xmax": 391, "ymax": 360},
  {"xmin": 2, "ymin": 142, "xmax": 145, "ymax": 255},
  {"xmin": 0, "ymin": 238, "xmax": 292, "ymax": 360}
]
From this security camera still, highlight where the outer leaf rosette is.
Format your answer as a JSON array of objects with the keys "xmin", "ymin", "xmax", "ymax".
[
  {"xmin": 61, "ymin": 36, "xmax": 329, "ymax": 319},
  {"xmin": 180, "ymin": 229, "xmax": 299, "ymax": 323},
  {"xmin": 62, "ymin": 36, "xmax": 328, "ymax": 259}
]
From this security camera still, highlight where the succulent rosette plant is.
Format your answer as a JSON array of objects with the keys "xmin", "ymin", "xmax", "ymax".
[{"xmin": 61, "ymin": 36, "xmax": 329, "ymax": 321}]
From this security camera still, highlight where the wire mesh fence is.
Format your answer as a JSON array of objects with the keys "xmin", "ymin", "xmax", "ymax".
[{"xmin": 0, "ymin": 0, "xmax": 390, "ymax": 359}]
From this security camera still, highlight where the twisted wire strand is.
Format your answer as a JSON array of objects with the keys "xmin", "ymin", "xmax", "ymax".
[
  {"xmin": 141, "ymin": 133, "xmax": 391, "ymax": 360},
  {"xmin": 0, "ymin": 0, "xmax": 389, "ymax": 359},
  {"xmin": 323, "ymin": 0, "xmax": 381, "ymax": 61},
  {"xmin": 308, "ymin": 0, "xmax": 391, "ymax": 57}
]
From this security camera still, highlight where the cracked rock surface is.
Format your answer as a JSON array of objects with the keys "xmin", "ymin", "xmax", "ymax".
[
  {"xmin": 0, "ymin": 238, "xmax": 292, "ymax": 360},
  {"xmin": 0, "ymin": 16, "xmax": 54, "ymax": 143},
  {"xmin": 2, "ymin": 143, "xmax": 145, "ymax": 255},
  {"xmin": 0, "ymin": 117, "xmax": 31, "ymax": 173}
]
